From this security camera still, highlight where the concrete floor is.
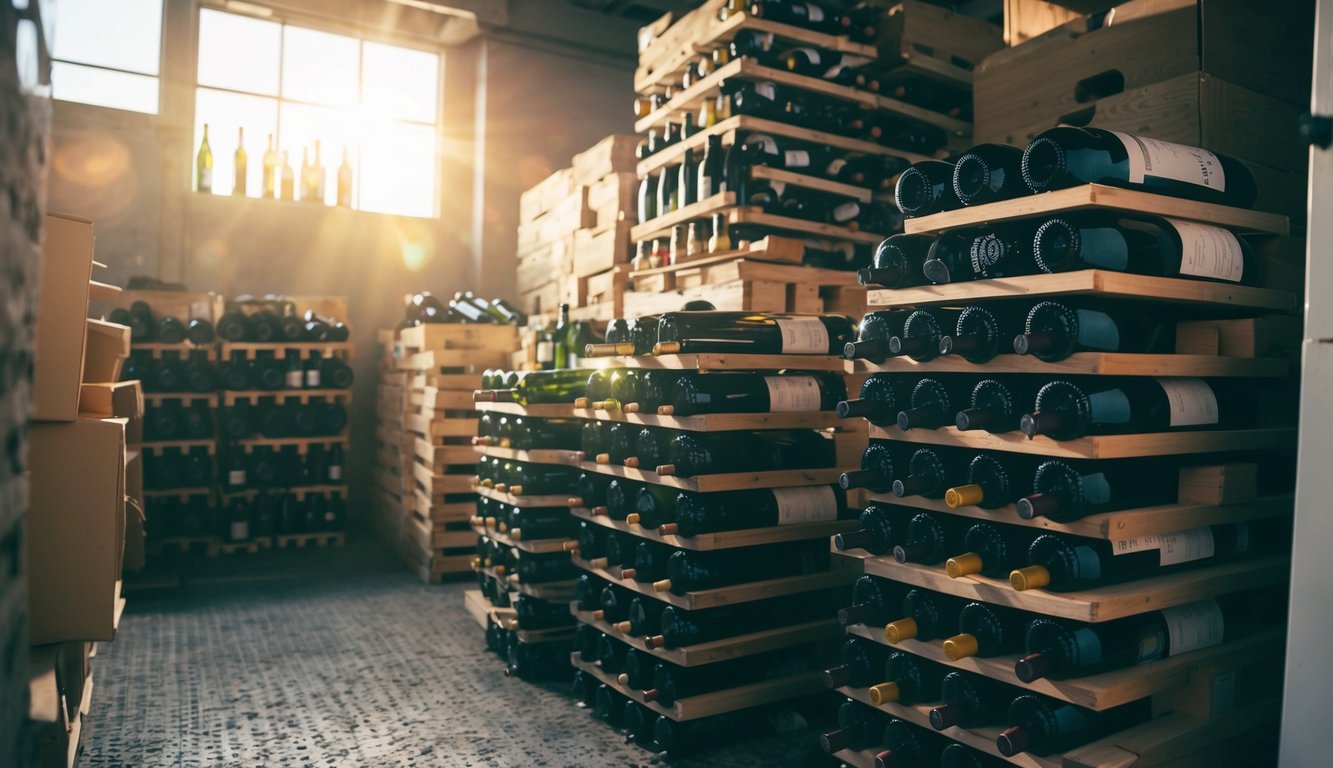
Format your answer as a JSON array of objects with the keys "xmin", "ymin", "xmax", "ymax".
[{"xmin": 79, "ymin": 536, "xmax": 835, "ymax": 767}]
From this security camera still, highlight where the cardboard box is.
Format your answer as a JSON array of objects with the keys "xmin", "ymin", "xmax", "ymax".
[
  {"xmin": 82, "ymin": 318, "xmax": 130, "ymax": 384},
  {"xmin": 29, "ymin": 644, "xmax": 81, "ymax": 768},
  {"xmin": 28, "ymin": 417, "xmax": 127, "ymax": 644},
  {"xmin": 572, "ymin": 135, "xmax": 638, "ymax": 185},
  {"xmin": 79, "ymin": 380, "xmax": 143, "ymax": 444},
  {"xmin": 33, "ymin": 213, "xmax": 95, "ymax": 422}
]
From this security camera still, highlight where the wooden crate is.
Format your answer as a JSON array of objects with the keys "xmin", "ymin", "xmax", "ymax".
[
  {"xmin": 586, "ymin": 173, "xmax": 637, "ymax": 231},
  {"xmin": 572, "ymin": 135, "xmax": 638, "ymax": 186},
  {"xmin": 1004, "ymin": 0, "xmax": 1083, "ymax": 46},
  {"xmin": 572, "ymin": 221, "xmax": 632, "ymax": 279},
  {"xmin": 116, "ymin": 290, "xmax": 216, "ymax": 322},
  {"xmin": 397, "ymin": 323, "xmax": 519, "ymax": 354},
  {"xmin": 876, "ymin": 0, "xmax": 1004, "ymax": 82},
  {"xmin": 518, "ymin": 167, "xmax": 578, "ymax": 223},
  {"xmin": 516, "ymin": 188, "xmax": 593, "ymax": 256},
  {"xmin": 517, "ymin": 235, "xmax": 574, "ymax": 295}
]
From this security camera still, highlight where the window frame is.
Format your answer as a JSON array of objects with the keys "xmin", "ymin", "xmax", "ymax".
[{"xmin": 50, "ymin": 0, "xmax": 165, "ymax": 115}]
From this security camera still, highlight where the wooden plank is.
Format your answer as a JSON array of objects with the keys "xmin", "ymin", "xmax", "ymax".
[
  {"xmin": 237, "ymin": 435, "xmax": 348, "ymax": 451},
  {"xmin": 223, "ymin": 389, "xmax": 352, "ymax": 405},
  {"xmin": 413, "ymin": 494, "xmax": 475, "ymax": 523},
  {"xmin": 473, "ymin": 401, "xmax": 581, "ymax": 418},
  {"xmin": 630, "ymin": 191, "xmax": 736, "ymax": 243},
  {"xmin": 572, "ymin": 556, "xmax": 856, "ymax": 610},
  {"xmin": 479, "ymin": 565, "xmax": 576, "ymax": 601},
  {"xmin": 405, "ymin": 413, "xmax": 478, "ymax": 438},
  {"xmin": 750, "ymin": 165, "xmax": 871, "ymax": 203},
  {"xmin": 861, "ymin": 555, "xmax": 1290, "ymax": 623},
  {"xmin": 463, "ymin": 589, "xmax": 491, "ymax": 629},
  {"xmin": 220, "ymin": 342, "xmax": 355, "ymax": 359},
  {"xmin": 570, "ymin": 506, "xmax": 857, "ymax": 551},
  {"xmin": 88, "ymin": 279, "xmax": 122, "ymax": 303},
  {"xmin": 571, "ymin": 654, "xmax": 826, "ymax": 721},
  {"xmin": 597, "ymin": 353, "xmax": 847, "ymax": 372},
  {"xmin": 411, "ymin": 388, "xmax": 476, "ymax": 411},
  {"xmin": 628, "ymin": 236, "xmax": 807, "ymax": 283},
  {"xmin": 730, "ymin": 206, "xmax": 887, "ymax": 243},
  {"xmin": 474, "ymin": 484, "xmax": 576, "ymax": 509},
  {"xmin": 575, "ymin": 459, "xmax": 846, "ymax": 493},
  {"xmin": 847, "ymin": 352, "xmax": 1289, "ymax": 378},
  {"xmin": 414, "ymin": 438, "xmax": 479, "ymax": 470},
  {"xmin": 472, "ymin": 446, "xmax": 582, "ymax": 465},
  {"xmin": 843, "ymin": 622, "xmax": 1283, "ymax": 711},
  {"xmin": 570, "ymin": 606, "xmax": 842, "ymax": 667},
  {"xmin": 866, "ymin": 424, "xmax": 1297, "ymax": 460},
  {"xmin": 858, "ymin": 491, "xmax": 1293, "ymax": 541},
  {"xmin": 397, "ymin": 323, "xmax": 518, "ymax": 353},
  {"xmin": 470, "ymin": 524, "xmax": 571, "ymax": 554},
  {"xmin": 901, "ymin": 184, "xmax": 1289, "ymax": 237},
  {"xmin": 570, "ymin": 407, "xmax": 845, "ymax": 432},
  {"xmin": 413, "ymin": 461, "xmax": 475, "ymax": 495}
]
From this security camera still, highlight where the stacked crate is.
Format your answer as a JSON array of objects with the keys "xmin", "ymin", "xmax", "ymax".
[
  {"xmin": 396, "ymin": 323, "xmax": 518, "ymax": 582},
  {"xmin": 516, "ymin": 168, "xmax": 594, "ymax": 317},
  {"xmin": 568, "ymin": 135, "xmax": 639, "ymax": 320},
  {"xmin": 628, "ymin": 0, "xmax": 1001, "ymax": 318},
  {"xmin": 371, "ymin": 329, "xmax": 414, "ymax": 554},
  {"xmin": 829, "ymin": 184, "xmax": 1297, "ymax": 764}
]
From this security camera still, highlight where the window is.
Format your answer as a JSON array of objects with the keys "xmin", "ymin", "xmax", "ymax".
[
  {"xmin": 194, "ymin": 9, "xmax": 441, "ymax": 218},
  {"xmin": 51, "ymin": 0, "xmax": 163, "ymax": 114}
]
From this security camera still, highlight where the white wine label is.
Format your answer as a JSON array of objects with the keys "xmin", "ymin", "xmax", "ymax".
[
  {"xmin": 329, "ymin": 466, "xmax": 343, "ymax": 481},
  {"xmin": 824, "ymin": 158, "xmax": 847, "ymax": 176},
  {"xmin": 1155, "ymin": 378, "xmax": 1219, "ymax": 426},
  {"xmin": 1162, "ymin": 598, "xmax": 1226, "ymax": 655},
  {"xmin": 1109, "ymin": 131, "xmax": 1227, "ymax": 192},
  {"xmin": 286, "ymin": 371, "xmax": 303, "ymax": 388},
  {"xmin": 200, "ymin": 169, "xmax": 213, "ymax": 189},
  {"xmin": 190, "ymin": 301, "xmax": 211, "ymax": 321},
  {"xmin": 1074, "ymin": 309, "xmax": 1121, "ymax": 351},
  {"xmin": 754, "ymin": 32, "xmax": 775, "ymax": 51},
  {"xmin": 832, "ymin": 202, "xmax": 860, "ymax": 222},
  {"xmin": 1087, "ymin": 387, "xmax": 1132, "ymax": 424},
  {"xmin": 1113, "ymin": 526, "xmax": 1215, "ymax": 565},
  {"xmin": 772, "ymin": 486, "xmax": 838, "ymax": 525},
  {"xmin": 784, "ymin": 150, "xmax": 811, "ymax": 167},
  {"xmin": 750, "ymin": 134, "xmax": 779, "ymax": 155},
  {"xmin": 774, "ymin": 317, "xmax": 829, "ymax": 353},
  {"xmin": 305, "ymin": 369, "xmax": 321, "ymax": 387},
  {"xmin": 804, "ymin": 3, "xmax": 825, "ymax": 21},
  {"xmin": 755, "ymin": 82, "xmax": 778, "ymax": 101},
  {"xmin": 792, "ymin": 48, "xmax": 821, "ymax": 65},
  {"xmin": 230, "ymin": 521, "xmax": 249, "ymax": 540},
  {"xmin": 1167, "ymin": 218, "xmax": 1245, "ymax": 283},
  {"xmin": 763, "ymin": 376, "xmax": 822, "ymax": 411},
  {"xmin": 698, "ymin": 177, "xmax": 714, "ymax": 199},
  {"xmin": 536, "ymin": 341, "xmax": 554, "ymax": 363},
  {"xmin": 228, "ymin": 470, "xmax": 246, "ymax": 486},
  {"xmin": 1079, "ymin": 472, "xmax": 1113, "ymax": 505}
]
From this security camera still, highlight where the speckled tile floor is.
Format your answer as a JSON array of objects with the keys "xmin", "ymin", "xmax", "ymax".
[{"xmin": 80, "ymin": 536, "xmax": 837, "ymax": 768}]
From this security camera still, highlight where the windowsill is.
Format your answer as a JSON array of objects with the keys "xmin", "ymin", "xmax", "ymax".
[{"xmin": 186, "ymin": 188, "xmax": 438, "ymax": 223}]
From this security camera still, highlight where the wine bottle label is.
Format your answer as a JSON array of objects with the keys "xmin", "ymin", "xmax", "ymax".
[
  {"xmin": 750, "ymin": 134, "xmax": 780, "ymax": 155},
  {"xmin": 772, "ymin": 486, "xmax": 838, "ymax": 524},
  {"xmin": 1154, "ymin": 378, "xmax": 1219, "ymax": 426},
  {"xmin": 1087, "ymin": 388, "xmax": 1132, "ymax": 424},
  {"xmin": 1109, "ymin": 131, "xmax": 1226, "ymax": 192},
  {"xmin": 231, "ymin": 521, "xmax": 248, "ymax": 540},
  {"xmin": 1113, "ymin": 526, "xmax": 1215, "ymax": 565},
  {"xmin": 200, "ymin": 169, "xmax": 213, "ymax": 188},
  {"xmin": 784, "ymin": 150, "xmax": 810, "ymax": 167},
  {"xmin": 774, "ymin": 318, "xmax": 829, "ymax": 353},
  {"xmin": 286, "ymin": 371, "xmax": 303, "ymax": 388},
  {"xmin": 755, "ymin": 83, "xmax": 778, "ymax": 101},
  {"xmin": 1075, "ymin": 309, "xmax": 1121, "ymax": 351},
  {"xmin": 763, "ymin": 376, "xmax": 822, "ymax": 411},
  {"xmin": 536, "ymin": 341, "xmax": 554, "ymax": 363},
  {"xmin": 699, "ymin": 177, "xmax": 714, "ymax": 199},
  {"xmin": 792, "ymin": 48, "xmax": 821, "ymax": 65},
  {"xmin": 832, "ymin": 202, "xmax": 860, "ymax": 222},
  {"xmin": 1071, "ymin": 626, "xmax": 1104, "ymax": 665},
  {"xmin": 825, "ymin": 158, "xmax": 847, "ymax": 176},
  {"xmin": 804, "ymin": 3, "xmax": 825, "ymax": 21},
  {"xmin": 754, "ymin": 32, "xmax": 775, "ymax": 51},
  {"xmin": 329, "ymin": 466, "xmax": 343, "ymax": 481},
  {"xmin": 306, "ymin": 369, "xmax": 321, "ymax": 387},
  {"xmin": 1161, "ymin": 598, "xmax": 1226, "ymax": 655},
  {"xmin": 229, "ymin": 469, "xmax": 246, "ymax": 486},
  {"xmin": 1078, "ymin": 472, "xmax": 1113, "ymax": 505},
  {"xmin": 1167, "ymin": 218, "xmax": 1245, "ymax": 283}
]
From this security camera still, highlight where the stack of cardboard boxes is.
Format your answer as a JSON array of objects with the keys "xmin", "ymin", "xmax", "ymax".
[{"xmin": 27, "ymin": 213, "xmax": 139, "ymax": 766}]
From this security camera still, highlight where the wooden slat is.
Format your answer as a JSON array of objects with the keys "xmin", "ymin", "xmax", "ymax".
[
  {"xmin": 222, "ymin": 389, "xmax": 352, "ymax": 405},
  {"xmin": 595, "ymin": 353, "xmax": 847, "ymax": 372},
  {"xmin": 463, "ymin": 589, "xmax": 491, "ymax": 629},
  {"xmin": 750, "ymin": 165, "xmax": 871, "ymax": 203},
  {"xmin": 729, "ymin": 206, "xmax": 887, "ymax": 243},
  {"xmin": 570, "ymin": 607, "xmax": 842, "ymax": 667},
  {"xmin": 478, "ymin": 566, "xmax": 576, "ymax": 601},
  {"xmin": 866, "ymin": 424, "xmax": 1297, "ymax": 460},
  {"xmin": 413, "ymin": 461, "xmax": 476, "ymax": 495},
  {"xmin": 859, "ymin": 554, "xmax": 1290, "ymax": 623},
  {"xmin": 405, "ymin": 413, "xmax": 478, "ymax": 438},
  {"xmin": 220, "ymin": 341, "xmax": 355, "ymax": 359},
  {"xmin": 572, "ymin": 556, "xmax": 855, "ymax": 610},
  {"xmin": 846, "ymin": 352, "xmax": 1289, "ymax": 378},
  {"xmin": 411, "ymin": 387, "xmax": 476, "ymax": 411},
  {"xmin": 88, "ymin": 279, "xmax": 122, "ymax": 303},
  {"xmin": 570, "ymin": 506, "xmax": 857, "ymax": 551},
  {"xmin": 414, "ymin": 437, "xmax": 479, "ymax": 469},
  {"xmin": 470, "ymin": 524, "xmax": 572, "ymax": 555},
  {"xmin": 397, "ymin": 323, "xmax": 518, "ymax": 353},
  {"xmin": 473, "ymin": 401, "xmax": 581, "ymax": 418},
  {"xmin": 574, "ymin": 459, "xmax": 846, "ymax": 493},
  {"xmin": 630, "ymin": 191, "xmax": 737, "ymax": 243},
  {"xmin": 473, "ymin": 484, "xmax": 577, "ymax": 509},
  {"xmin": 472, "ymin": 446, "xmax": 583, "ymax": 465},
  {"xmin": 571, "ymin": 406, "xmax": 846, "ymax": 432},
  {"xmin": 901, "ymin": 184, "xmax": 1290, "ymax": 237}
]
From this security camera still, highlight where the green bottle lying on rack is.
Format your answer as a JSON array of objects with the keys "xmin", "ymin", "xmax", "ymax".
[
  {"xmin": 660, "ymin": 485, "xmax": 847, "ymax": 537},
  {"xmin": 652, "ymin": 541, "xmax": 828, "ymax": 594},
  {"xmin": 930, "ymin": 671, "xmax": 1010, "ymax": 730},
  {"xmin": 658, "ymin": 371, "xmax": 846, "ymax": 415},
  {"xmin": 837, "ymin": 374, "xmax": 915, "ymax": 427},
  {"xmin": 1020, "ymin": 377, "xmax": 1260, "ymax": 440},
  {"xmin": 821, "ymin": 697, "xmax": 889, "ymax": 753},
  {"xmin": 1033, "ymin": 213, "xmax": 1260, "ymax": 285},
  {"xmin": 875, "ymin": 717, "xmax": 950, "ymax": 766},
  {"xmin": 944, "ymin": 521, "xmax": 1041, "ymax": 580},
  {"xmin": 474, "ymin": 368, "xmax": 587, "ymax": 405},
  {"xmin": 654, "ymin": 311, "xmax": 855, "ymax": 356},
  {"xmin": 658, "ymin": 429, "xmax": 836, "ymax": 477},
  {"xmin": 645, "ymin": 593, "xmax": 836, "ymax": 649},
  {"xmin": 1016, "ymin": 457, "xmax": 1178, "ymax": 522},
  {"xmin": 941, "ymin": 601, "xmax": 1026, "ymax": 661},
  {"xmin": 997, "ymin": 695, "xmax": 1152, "ymax": 757}
]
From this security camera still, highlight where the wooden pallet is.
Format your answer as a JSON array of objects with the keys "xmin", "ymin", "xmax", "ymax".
[
  {"xmin": 587, "ymin": 353, "xmax": 849, "ymax": 372},
  {"xmin": 415, "ymin": 438, "xmax": 482, "ymax": 471},
  {"xmin": 405, "ymin": 413, "xmax": 479, "ymax": 439},
  {"xmin": 397, "ymin": 323, "xmax": 519, "ymax": 354},
  {"xmin": 463, "ymin": 589, "xmax": 492, "ymax": 630},
  {"xmin": 573, "ymin": 459, "xmax": 851, "ymax": 493},
  {"xmin": 570, "ymin": 506, "xmax": 856, "ymax": 552},
  {"xmin": 472, "ymin": 401, "xmax": 581, "ymax": 418},
  {"xmin": 274, "ymin": 531, "xmax": 345, "ymax": 549},
  {"xmin": 846, "ymin": 352, "xmax": 1289, "ymax": 378},
  {"xmin": 143, "ymin": 392, "xmax": 219, "ymax": 406},
  {"xmin": 476, "ymin": 566, "xmax": 576, "ymax": 601},
  {"xmin": 217, "ymin": 537, "xmax": 274, "ymax": 556},
  {"xmin": 222, "ymin": 389, "xmax": 352, "ymax": 405},
  {"xmin": 865, "ymin": 424, "xmax": 1297, "ymax": 460},
  {"xmin": 219, "ymin": 342, "xmax": 355, "ymax": 360},
  {"xmin": 237, "ymin": 435, "xmax": 349, "ymax": 452},
  {"xmin": 470, "ymin": 524, "xmax": 572, "ymax": 555},
  {"xmin": 149, "ymin": 536, "xmax": 219, "ymax": 557},
  {"xmin": 571, "ymin": 556, "xmax": 856, "ymax": 610},
  {"xmin": 472, "ymin": 446, "xmax": 583, "ymax": 465},
  {"xmin": 571, "ymin": 406, "xmax": 849, "ymax": 432},
  {"xmin": 142, "ymin": 439, "xmax": 216, "ymax": 454},
  {"xmin": 142, "ymin": 487, "xmax": 213, "ymax": 499},
  {"xmin": 410, "ymin": 387, "xmax": 476, "ymax": 412},
  {"xmin": 472, "ymin": 485, "xmax": 570, "ymax": 508}
]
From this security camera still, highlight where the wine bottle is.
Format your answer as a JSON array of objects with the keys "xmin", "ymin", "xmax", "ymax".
[
  {"xmin": 1020, "ymin": 126, "xmax": 1257, "ymax": 208},
  {"xmin": 261, "ymin": 134, "xmax": 278, "ymax": 198},
  {"xmin": 838, "ymin": 575, "xmax": 903, "ymax": 628},
  {"xmin": 786, "ymin": 48, "xmax": 871, "ymax": 84},
  {"xmin": 183, "ymin": 353, "xmax": 216, "ymax": 393},
  {"xmin": 513, "ymin": 594, "xmax": 574, "ymax": 630},
  {"xmin": 653, "ymin": 711, "xmax": 761, "ymax": 754},
  {"xmin": 893, "ymin": 510, "xmax": 969, "ymax": 565},
  {"xmin": 629, "ymin": 370, "xmax": 688, "ymax": 414},
  {"xmin": 337, "ymin": 146, "xmax": 353, "ymax": 207},
  {"xmin": 823, "ymin": 637, "xmax": 887, "ymax": 689},
  {"xmin": 654, "ymin": 311, "xmax": 855, "ymax": 356},
  {"xmin": 653, "ymin": 541, "xmax": 827, "ymax": 594},
  {"xmin": 867, "ymin": 651, "xmax": 946, "ymax": 707},
  {"xmin": 623, "ymin": 702, "xmax": 655, "ymax": 745},
  {"xmin": 897, "ymin": 377, "xmax": 971, "ymax": 432},
  {"xmin": 280, "ymin": 150, "xmax": 295, "ymax": 200},
  {"xmin": 858, "ymin": 234, "xmax": 934, "ymax": 289},
  {"xmin": 998, "ymin": 695, "xmax": 1152, "ymax": 757},
  {"xmin": 628, "ymin": 314, "xmax": 662, "ymax": 356},
  {"xmin": 628, "ymin": 427, "xmax": 670, "ymax": 470},
  {"xmin": 886, "ymin": 588, "xmax": 967, "ymax": 644},
  {"xmin": 697, "ymin": 134, "xmax": 725, "ymax": 199},
  {"xmin": 1021, "ymin": 377, "xmax": 1256, "ymax": 440},
  {"xmin": 952, "ymin": 144, "xmax": 1027, "ymax": 206},
  {"xmin": 223, "ymin": 401, "xmax": 254, "ymax": 440},
  {"xmin": 888, "ymin": 309, "xmax": 960, "ymax": 362},
  {"xmin": 827, "ymin": 200, "xmax": 903, "ymax": 235},
  {"xmin": 1032, "ymin": 212, "xmax": 1259, "ymax": 285},
  {"xmin": 837, "ymin": 374, "xmax": 915, "ymax": 427},
  {"xmin": 506, "ymin": 640, "xmax": 567, "ymax": 680},
  {"xmin": 833, "ymin": 504, "xmax": 912, "ymax": 556},
  {"xmin": 638, "ymin": 171, "xmax": 659, "ymax": 222},
  {"xmin": 511, "ymin": 551, "xmax": 578, "ymax": 584},
  {"xmin": 894, "ymin": 160, "xmax": 960, "ymax": 218},
  {"xmin": 664, "ymin": 485, "xmax": 847, "ymax": 537},
  {"xmin": 1013, "ymin": 300, "xmax": 1175, "ymax": 362},
  {"xmin": 941, "ymin": 601, "xmax": 1026, "ymax": 661},
  {"xmin": 187, "ymin": 318, "xmax": 215, "ymax": 344},
  {"xmin": 922, "ymin": 224, "xmax": 1039, "ymax": 284},
  {"xmin": 947, "ymin": 521, "xmax": 1039, "ymax": 583},
  {"xmin": 475, "ymin": 369, "xmax": 588, "ymax": 405},
  {"xmin": 626, "ymin": 596, "xmax": 662, "ymax": 637},
  {"xmin": 930, "ymin": 672, "xmax": 1010, "ymax": 731},
  {"xmin": 821, "ymin": 698, "xmax": 889, "ymax": 753},
  {"xmin": 875, "ymin": 718, "xmax": 949, "ymax": 767},
  {"xmin": 839, "ymin": 442, "xmax": 903, "ymax": 494},
  {"xmin": 1016, "ymin": 591, "xmax": 1273, "ymax": 682},
  {"xmin": 940, "ymin": 743, "xmax": 1008, "ymax": 768},
  {"xmin": 747, "ymin": 1, "xmax": 841, "ymax": 34},
  {"xmin": 656, "ymin": 163, "xmax": 679, "ymax": 216},
  {"xmin": 843, "ymin": 310, "xmax": 910, "ymax": 363},
  {"xmin": 507, "ymin": 507, "xmax": 576, "ymax": 541},
  {"xmin": 954, "ymin": 378, "xmax": 1038, "ymax": 433},
  {"xmin": 657, "ymin": 429, "xmax": 834, "ymax": 477},
  {"xmin": 1010, "ymin": 523, "xmax": 1261, "ymax": 592},
  {"xmin": 677, "ymin": 147, "xmax": 700, "ymax": 208},
  {"xmin": 196, "ymin": 123, "xmax": 213, "ymax": 193},
  {"xmin": 658, "ymin": 371, "xmax": 845, "ymax": 415},
  {"xmin": 944, "ymin": 454, "xmax": 1034, "ymax": 510},
  {"xmin": 1017, "ymin": 458, "xmax": 1177, "ymax": 522},
  {"xmin": 233, "ymin": 127, "xmax": 248, "ymax": 196},
  {"xmin": 651, "ymin": 596, "xmax": 831, "ymax": 650}
]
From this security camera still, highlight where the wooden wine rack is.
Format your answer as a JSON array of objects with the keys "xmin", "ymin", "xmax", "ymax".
[{"xmin": 570, "ymin": 506, "xmax": 857, "ymax": 552}]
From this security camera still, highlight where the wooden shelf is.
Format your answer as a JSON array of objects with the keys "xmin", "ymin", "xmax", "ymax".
[
  {"xmin": 132, "ymin": 341, "xmax": 217, "ymax": 357},
  {"xmin": 142, "ymin": 487, "xmax": 213, "ymax": 498},
  {"xmin": 472, "ymin": 446, "xmax": 582, "ymax": 465},
  {"xmin": 843, "ymin": 622, "xmax": 1283, "ymax": 712},
  {"xmin": 237, "ymin": 434, "xmax": 349, "ymax": 451},
  {"xmin": 867, "ymin": 269, "xmax": 1297, "ymax": 313},
  {"xmin": 575, "ymin": 460, "xmax": 846, "ymax": 492},
  {"xmin": 571, "ymin": 654, "xmax": 826, "ymax": 722},
  {"xmin": 143, "ymin": 392, "xmax": 219, "ymax": 405},
  {"xmin": 858, "ymin": 554, "xmax": 1290, "ymax": 623},
  {"xmin": 846, "ymin": 352, "xmax": 1290, "ymax": 378},
  {"xmin": 220, "ymin": 342, "xmax": 355, "ymax": 359},
  {"xmin": 470, "ymin": 524, "xmax": 572, "ymax": 555},
  {"xmin": 592, "ymin": 353, "xmax": 848, "ymax": 372},
  {"xmin": 141, "ymin": 439, "xmax": 215, "ymax": 453},
  {"xmin": 570, "ymin": 506, "xmax": 857, "ymax": 551},
  {"xmin": 572, "ymin": 406, "xmax": 847, "ymax": 432},
  {"xmin": 221, "ymin": 484, "xmax": 347, "ymax": 498},
  {"xmin": 631, "ymin": 191, "xmax": 737, "ymax": 243},
  {"xmin": 859, "ymin": 492, "xmax": 1293, "ymax": 542},
  {"xmin": 902, "ymin": 184, "xmax": 1290, "ymax": 237},
  {"xmin": 473, "ymin": 484, "xmax": 573, "ymax": 508},
  {"xmin": 636, "ymin": 114, "xmax": 932, "ymax": 178},
  {"xmin": 571, "ymin": 607, "xmax": 842, "ymax": 667},
  {"xmin": 730, "ymin": 205, "xmax": 888, "ymax": 243},
  {"xmin": 89, "ymin": 279, "xmax": 122, "ymax": 303},
  {"xmin": 478, "ymin": 566, "xmax": 576, "ymax": 601},
  {"xmin": 750, "ymin": 165, "xmax": 871, "ymax": 202},
  {"xmin": 222, "ymin": 389, "xmax": 352, "ymax": 404},
  {"xmin": 417, "ymin": 439, "xmax": 483, "ymax": 469},
  {"xmin": 472, "ymin": 401, "xmax": 580, "ymax": 418},
  {"xmin": 571, "ymin": 555, "xmax": 855, "ymax": 610},
  {"xmin": 866, "ymin": 424, "xmax": 1297, "ymax": 460}
]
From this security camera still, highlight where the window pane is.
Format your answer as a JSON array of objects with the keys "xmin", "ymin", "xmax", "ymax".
[
  {"xmin": 53, "ymin": 62, "xmax": 159, "ymax": 114},
  {"xmin": 54, "ymin": 0, "xmax": 162, "ymax": 75},
  {"xmin": 278, "ymin": 103, "xmax": 357, "ymax": 206},
  {"xmin": 362, "ymin": 42, "xmax": 439, "ymax": 124},
  {"xmin": 282, "ymin": 26, "xmax": 359, "ymax": 108},
  {"xmin": 194, "ymin": 88, "xmax": 279, "ymax": 197},
  {"xmin": 360, "ymin": 120, "xmax": 435, "ymax": 218},
  {"xmin": 198, "ymin": 9, "xmax": 281, "ymax": 96}
]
